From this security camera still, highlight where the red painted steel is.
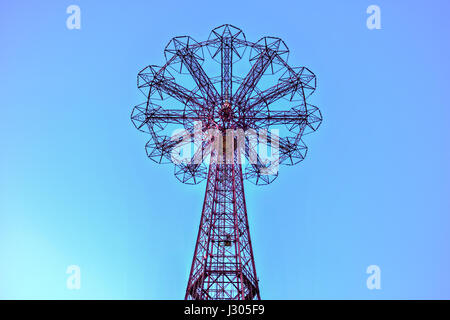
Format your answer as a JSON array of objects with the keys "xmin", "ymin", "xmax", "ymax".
[
  {"xmin": 131, "ymin": 25, "xmax": 322, "ymax": 300},
  {"xmin": 185, "ymin": 148, "xmax": 260, "ymax": 300}
]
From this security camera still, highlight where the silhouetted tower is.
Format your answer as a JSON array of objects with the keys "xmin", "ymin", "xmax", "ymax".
[{"xmin": 131, "ymin": 25, "xmax": 322, "ymax": 300}]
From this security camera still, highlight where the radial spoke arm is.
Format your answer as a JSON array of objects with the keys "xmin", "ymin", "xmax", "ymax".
[
  {"xmin": 176, "ymin": 49, "xmax": 221, "ymax": 107},
  {"xmin": 131, "ymin": 104, "xmax": 204, "ymax": 131},
  {"xmin": 159, "ymin": 78, "xmax": 204, "ymax": 107},
  {"xmin": 233, "ymin": 49, "xmax": 276, "ymax": 108},
  {"xmin": 245, "ymin": 109, "xmax": 308, "ymax": 127},
  {"xmin": 246, "ymin": 66, "xmax": 316, "ymax": 114},
  {"xmin": 221, "ymin": 39, "xmax": 233, "ymax": 102},
  {"xmin": 138, "ymin": 69, "xmax": 204, "ymax": 109},
  {"xmin": 248, "ymin": 81, "xmax": 297, "ymax": 110}
]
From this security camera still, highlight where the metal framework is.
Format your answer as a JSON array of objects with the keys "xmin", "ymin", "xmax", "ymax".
[{"xmin": 131, "ymin": 25, "xmax": 322, "ymax": 300}]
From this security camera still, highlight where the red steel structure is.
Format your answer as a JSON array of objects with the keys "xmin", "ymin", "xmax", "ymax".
[{"xmin": 131, "ymin": 25, "xmax": 322, "ymax": 300}]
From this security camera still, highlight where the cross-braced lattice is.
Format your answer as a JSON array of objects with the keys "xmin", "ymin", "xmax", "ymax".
[{"xmin": 131, "ymin": 24, "xmax": 322, "ymax": 300}]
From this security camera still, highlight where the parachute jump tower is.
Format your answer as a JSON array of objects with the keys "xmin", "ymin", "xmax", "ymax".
[{"xmin": 131, "ymin": 25, "xmax": 322, "ymax": 300}]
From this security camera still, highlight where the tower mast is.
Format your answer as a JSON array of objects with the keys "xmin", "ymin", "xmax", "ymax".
[{"xmin": 185, "ymin": 145, "xmax": 260, "ymax": 300}]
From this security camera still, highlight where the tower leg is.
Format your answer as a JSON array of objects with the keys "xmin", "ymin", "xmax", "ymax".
[{"xmin": 185, "ymin": 162, "xmax": 260, "ymax": 300}]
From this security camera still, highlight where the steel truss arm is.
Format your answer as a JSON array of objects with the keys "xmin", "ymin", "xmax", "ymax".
[
  {"xmin": 247, "ymin": 66, "xmax": 316, "ymax": 114},
  {"xmin": 179, "ymin": 50, "xmax": 220, "ymax": 106},
  {"xmin": 233, "ymin": 47, "xmax": 276, "ymax": 109},
  {"xmin": 243, "ymin": 104, "xmax": 322, "ymax": 134},
  {"xmin": 221, "ymin": 38, "xmax": 233, "ymax": 102},
  {"xmin": 166, "ymin": 38, "xmax": 221, "ymax": 108},
  {"xmin": 131, "ymin": 104, "xmax": 205, "ymax": 131},
  {"xmin": 138, "ymin": 66, "xmax": 204, "ymax": 109}
]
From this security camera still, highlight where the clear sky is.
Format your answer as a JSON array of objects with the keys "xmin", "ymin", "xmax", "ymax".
[{"xmin": 1, "ymin": 0, "xmax": 450, "ymax": 299}]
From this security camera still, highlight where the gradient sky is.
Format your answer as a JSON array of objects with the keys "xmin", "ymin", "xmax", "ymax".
[{"xmin": 1, "ymin": 0, "xmax": 449, "ymax": 299}]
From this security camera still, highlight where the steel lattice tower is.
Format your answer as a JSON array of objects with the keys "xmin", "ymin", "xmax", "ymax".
[{"xmin": 131, "ymin": 25, "xmax": 322, "ymax": 300}]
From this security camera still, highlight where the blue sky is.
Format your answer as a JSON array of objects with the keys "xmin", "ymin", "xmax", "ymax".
[{"xmin": 1, "ymin": 0, "xmax": 450, "ymax": 299}]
